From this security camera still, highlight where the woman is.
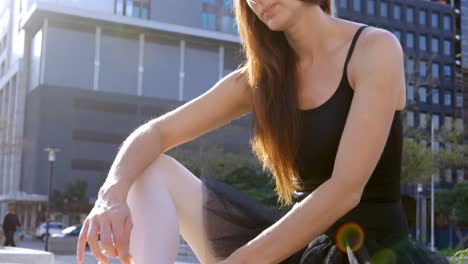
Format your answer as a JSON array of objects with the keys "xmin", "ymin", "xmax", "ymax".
[{"xmin": 76, "ymin": 0, "xmax": 449, "ymax": 263}]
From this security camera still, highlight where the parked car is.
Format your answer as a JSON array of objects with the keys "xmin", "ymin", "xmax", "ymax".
[
  {"xmin": 51, "ymin": 224, "xmax": 90, "ymax": 249},
  {"xmin": 35, "ymin": 222, "xmax": 67, "ymax": 239},
  {"xmin": 51, "ymin": 224, "xmax": 82, "ymax": 238}
]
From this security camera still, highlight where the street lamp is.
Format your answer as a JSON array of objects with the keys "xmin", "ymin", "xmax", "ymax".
[
  {"xmin": 416, "ymin": 183, "xmax": 423, "ymax": 242},
  {"xmin": 430, "ymin": 117, "xmax": 435, "ymax": 251},
  {"xmin": 44, "ymin": 147, "xmax": 60, "ymax": 252}
]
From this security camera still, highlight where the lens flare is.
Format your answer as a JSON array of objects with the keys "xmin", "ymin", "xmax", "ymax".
[{"xmin": 334, "ymin": 222, "xmax": 365, "ymax": 253}]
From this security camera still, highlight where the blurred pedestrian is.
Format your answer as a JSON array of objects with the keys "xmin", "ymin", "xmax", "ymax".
[{"xmin": 2, "ymin": 202, "xmax": 21, "ymax": 247}]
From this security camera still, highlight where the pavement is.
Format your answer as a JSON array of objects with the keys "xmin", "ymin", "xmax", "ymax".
[{"xmin": 7, "ymin": 237, "xmax": 200, "ymax": 264}]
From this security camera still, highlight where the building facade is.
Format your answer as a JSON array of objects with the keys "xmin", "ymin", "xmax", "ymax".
[
  {"xmin": 0, "ymin": 0, "xmax": 247, "ymax": 230},
  {"xmin": 456, "ymin": 0, "xmax": 468, "ymax": 145},
  {"xmin": 337, "ymin": 0, "xmax": 465, "ymax": 189},
  {"xmin": 0, "ymin": 0, "xmax": 465, "ymax": 235}
]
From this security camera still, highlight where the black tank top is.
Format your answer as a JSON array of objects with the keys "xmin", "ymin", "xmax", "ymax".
[{"xmin": 294, "ymin": 25, "xmax": 403, "ymax": 203}]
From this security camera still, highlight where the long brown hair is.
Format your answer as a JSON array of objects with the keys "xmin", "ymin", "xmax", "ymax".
[{"xmin": 233, "ymin": 0, "xmax": 332, "ymax": 207}]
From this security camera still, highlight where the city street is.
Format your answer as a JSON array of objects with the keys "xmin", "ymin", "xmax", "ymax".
[{"xmin": 10, "ymin": 238, "xmax": 199, "ymax": 264}]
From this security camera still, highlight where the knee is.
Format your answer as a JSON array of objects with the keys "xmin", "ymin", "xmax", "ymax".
[{"xmin": 128, "ymin": 154, "xmax": 178, "ymax": 198}]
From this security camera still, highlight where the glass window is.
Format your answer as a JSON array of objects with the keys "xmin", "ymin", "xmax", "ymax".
[
  {"xmin": 444, "ymin": 116, "xmax": 452, "ymax": 131},
  {"xmin": 445, "ymin": 143, "xmax": 452, "ymax": 152},
  {"xmin": 432, "ymin": 88, "xmax": 439, "ymax": 104},
  {"xmin": 431, "ymin": 12, "xmax": 439, "ymax": 28},
  {"xmin": 393, "ymin": 30, "xmax": 401, "ymax": 42},
  {"xmin": 444, "ymin": 64, "xmax": 452, "ymax": 78},
  {"xmin": 419, "ymin": 9, "xmax": 426, "ymax": 25},
  {"xmin": 432, "ymin": 114, "xmax": 440, "ymax": 130},
  {"xmin": 433, "ymin": 141, "xmax": 440, "ymax": 153},
  {"xmin": 116, "ymin": 0, "xmax": 124, "ymax": 15},
  {"xmin": 141, "ymin": 7, "xmax": 149, "ymax": 19},
  {"xmin": 221, "ymin": 16, "xmax": 236, "ymax": 34},
  {"xmin": 133, "ymin": 6, "xmax": 140, "ymax": 17},
  {"xmin": 125, "ymin": 0, "xmax": 133, "ymax": 16},
  {"xmin": 434, "ymin": 170, "xmax": 440, "ymax": 183},
  {"xmin": 456, "ymin": 92, "xmax": 463, "ymax": 107},
  {"xmin": 456, "ymin": 118, "xmax": 463, "ymax": 133},
  {"xmin": 444, "ymin": 92, "xmax": 452, "ymax": 106},
  {"xmin": 201, "ymin": 12, "xmax": 216, "ymax": 30},
  {"xmin": 445, "ymin": 168, "xmax": 452, "ymax": 183},
  {"xmin": 421, "ymin": 139, "xmax": 427, "ymax": 147},
  {"xmin": 407, "ymin": 7, "xmax": 414, "ymax": 24},
  {"xmin": 367, "ymin": 0, "xmax": 375, "ymax": 15},
  {"xmin": 431, "ymin": 63, "xmax": 439, "ymax": 79},
  {"xmin": 443, "ymin": 40, "xmax": 451, "ymax": 56},
  {"xmin": 353, "ymin": 0, "xmax": 361, "ymax": 12},
  {"xmin": 115, "ymin": 0, "xmax": 151, "ymax": 19},
  {"xmin": 393, "ymin": 4, "xmax": 401, "ymax": 20},
  {"xmin": 419, "ymin": 86, "xmax": 427, "ymax": 103},
  {"xmin": 419, "ymin": 61, "xmax": 427, "ymax": 77},
  {"xmin": 407, "ymin": 84, "xmax": 414, "ymax": 101},
  {"xmin": 419, "ymin": 35, "xmax": 427, "ymax": 51},
  {"xmin": 456, "ymin": 169, "xmax": 464, "ymax": 183},
  {"xmin": 339, "ymin": 0, "xmax": 348, "ymax": 8},
  {"xmin": 407, "ymin": 111, "xmax": 414, "ymax": 127},
  {"xmin": 419, "ymin": 113, "xmax": 427, "ymax": 128},
  {"xmin": 380, "ymin": 1, "xmax": 388, "ymax": 17},
  {"xmin": 406, "ymin": 57, "xmax": 414, "ymax": 74},
  {"xmin": 431, "ymin": 37, "xmax": 439, "ymax": 54},
  {"xmin": 406, "ymin": 32, "xmax": 414, "ymax": 49},
  {"xmin": 443, "ymin": 15, "xmax": 451, "ymax": 31}
]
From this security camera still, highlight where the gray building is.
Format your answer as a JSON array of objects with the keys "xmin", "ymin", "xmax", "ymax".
[
  {"xmin": 456, "ymin": 0, "xmax": 468, "ymax": 144},
  {"xmin": 1, "ymin": 0, "xmax": 464, "ymax": 233},
  {"xmin": 0, "ymin": 0, "xmax": 248, "ymax": 230}
]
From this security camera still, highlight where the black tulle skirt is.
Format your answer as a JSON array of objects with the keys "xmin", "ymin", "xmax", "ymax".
[{"xmin": 200, "ymin": 176, "xmax": 449, "ymax": 264}]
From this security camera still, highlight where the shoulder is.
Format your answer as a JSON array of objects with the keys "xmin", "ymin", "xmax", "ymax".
[
  {"xmin": 349, "ymin": 26, "xmax": 405, "ymax": 89},
  {"xmin": 357, "ymin": 26, "xmax": 403, "ymax": 66}
]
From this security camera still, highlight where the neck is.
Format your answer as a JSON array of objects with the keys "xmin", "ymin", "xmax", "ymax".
[{"xmin": 283, "ymin": 5, "xmax": 341, "ymax": 65}]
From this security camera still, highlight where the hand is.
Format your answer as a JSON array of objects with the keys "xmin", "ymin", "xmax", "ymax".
[{"xmin": 77, "ymin": 180, "xmax": 133, "ymax": 264}]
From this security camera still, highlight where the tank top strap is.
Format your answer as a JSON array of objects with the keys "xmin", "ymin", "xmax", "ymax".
[{"xmin": 343, "ymin": 25, "xmax": 368, "ymax": 74}]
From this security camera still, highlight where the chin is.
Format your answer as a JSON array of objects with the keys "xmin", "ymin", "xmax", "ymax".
[{"xmin": 264, "ymin": 16, "xmax": 290, "ymax": 32}]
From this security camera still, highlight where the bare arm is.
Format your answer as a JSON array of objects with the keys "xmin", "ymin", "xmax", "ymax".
[
  {"xmin": 100, "ymin": 68, "xmax": 252, "ymax": 200},
  {"xmin": 77, "ymin": 68, "xmax": 251, "ymax": 264},
  {"xmin": 231, "ymin": 29, "xmax": 405, "ymax": 263}
]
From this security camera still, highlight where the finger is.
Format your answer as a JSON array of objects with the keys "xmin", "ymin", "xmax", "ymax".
[
  {"xmin": 77, "ymin": 219, "xmax": 89, "ymax": 263},
  {"xmin": 114, "ymin": 216, "xmax": 133, "ymax": 264},
  {"xmin": 87, "ymin": 221, "xmax": 108, "ymax": 264},
  {"xmin": 99, "ymin": 220, "xmax": 117, "ymax": 258}
]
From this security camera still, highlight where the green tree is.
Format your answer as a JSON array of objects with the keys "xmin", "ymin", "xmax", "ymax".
[
  {"xmin": 52, "ymin": 180, "xmax": 91, "ymax": 213},
  {"xmin": 435, "ymin": 123, "xmax": 467, "ymax": 170},
  {"xmin": 401, "ymin": 136, "xmax": 438, "ymax": 184},
  {"xmin": 400, "ymin": 107, "xmax": 439, "ymax": 184},
  {"xmin": 435, "ymin": 182, "xmax": 468, "ymax": 250}
]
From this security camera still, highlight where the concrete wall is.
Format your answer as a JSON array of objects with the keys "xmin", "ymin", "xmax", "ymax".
[
  {"xmin": 142, "ymin": 34, "xmax": 180, "ymax": 100},
  {"xmin": 99, "ymin": 29, "xmax": 139, "ymax": 95},
  {"xmin": 27, "ymin": 0, "xmax": 114, "ymax": 15},
  {"xmin": 44, "ymin": 24, "xmax": 95, "ymax": 90},
  {"xmin": 21, "ymin": 85, "xmax": 251, "ymax": 199},
  {"xmin": 37, "ymin": 18, "xmax": 243, "ymax": 100}
]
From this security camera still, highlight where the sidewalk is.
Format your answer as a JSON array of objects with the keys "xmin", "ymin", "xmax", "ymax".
[
  {"xmin": 5, "ymin": 237, "xmax": 200, "ymax": 264},
  {"xmin": 54, "ymin": 252, "xmax": 199, "ymax": 264}
]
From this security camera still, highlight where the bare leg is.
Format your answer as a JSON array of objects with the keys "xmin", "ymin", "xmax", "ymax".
[{"xmin": 127, "ymin": 153, "xmax": 220, "ymax": 264}]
